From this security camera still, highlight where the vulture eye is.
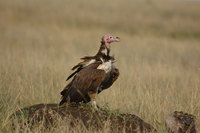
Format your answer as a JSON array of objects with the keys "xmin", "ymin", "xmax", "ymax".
[{"xmin": 110, "ymin": 37, "xmax": 112, "ymax": 39}]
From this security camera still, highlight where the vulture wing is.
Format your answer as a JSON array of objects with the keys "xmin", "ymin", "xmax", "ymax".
[
  {"xmin": 66, "ymin": 67, "xmax": 82, "ymax": 81},
  {"xmin": 60, "ymin": 63, "xmax": 106, "ymax": 106},
  {"xmin": 98, "ymin": 66, "xmax": 119, "ymax": 93},
  {"xmin": 66, "ymin": 57, "xmax": 97, "ymax": 81}
]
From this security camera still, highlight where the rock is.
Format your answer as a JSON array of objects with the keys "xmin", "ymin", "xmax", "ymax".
[{"xmin": 165, "ymin": 111, "xmax": 198, "ymax": 133}]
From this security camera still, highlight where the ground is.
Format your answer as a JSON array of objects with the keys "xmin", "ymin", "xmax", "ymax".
[
  {"xmin": 0, "ymin": 0, "xmax": 200, "ymax": 132},
  {"xmin": 11, "ymin": 103, "xmax": 156, "ymax": 132}
]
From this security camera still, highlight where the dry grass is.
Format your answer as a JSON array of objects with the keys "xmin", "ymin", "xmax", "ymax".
[{"xmin": 0, "ymin": 0, "xmax": 200, "ymax": 132}]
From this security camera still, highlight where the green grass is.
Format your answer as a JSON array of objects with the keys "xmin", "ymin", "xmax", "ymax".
[{"xmin": 0, "ymin": 0, "xmax": 200, "ymax": 132}]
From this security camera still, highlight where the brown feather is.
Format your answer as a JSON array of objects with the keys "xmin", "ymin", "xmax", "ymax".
[
  {"xmin": 60, "ymin": 63, "xmax": 106, "ymax": 105},
  {"xmin": 98, "ymin": 67, "xmax": 119, "ymax": 93},
  {"xmin": 72, "ymin": 56, "xmax": 95, "ymax": 70},
  {"xmin": 80, "ymin": 56, "xmax": 94, "ymax": 60}
]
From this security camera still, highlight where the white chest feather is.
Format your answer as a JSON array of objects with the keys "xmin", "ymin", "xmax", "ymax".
[
  {"xmin": 97, "ymin": 60, "xmax": 112, "ymax": 73},
  {"xmin": 101, "ymin": 49, "xmax": 108, "ymax": 56}
]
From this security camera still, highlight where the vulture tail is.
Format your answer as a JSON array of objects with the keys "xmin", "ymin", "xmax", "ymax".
[
  {"xmin": 59, "ymin": 82, "xmax": 72, "ymax": 105},
  {"xmin": 59, "ymin": 98, "xmax": 66, "ymax": 106}
]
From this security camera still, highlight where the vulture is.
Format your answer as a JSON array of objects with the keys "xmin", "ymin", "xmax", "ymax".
[{"xmin": 59, "ymin": 35, "xmax": 120, "ymax": 108}]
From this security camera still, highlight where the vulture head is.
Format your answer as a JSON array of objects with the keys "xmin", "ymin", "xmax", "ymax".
[{"xmin": 101, "ymin": 35, "xmax": 120, "ymax": 50}]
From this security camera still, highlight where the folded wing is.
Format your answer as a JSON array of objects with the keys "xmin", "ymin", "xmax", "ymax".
[{"xmin": 60, "ymin": 64, "xmax": 106, "ymax": 106}]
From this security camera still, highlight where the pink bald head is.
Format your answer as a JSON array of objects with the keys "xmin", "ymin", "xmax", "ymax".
[{"xmin": 101, "ymin": 35, "xmax": 120, "ymax": 49}]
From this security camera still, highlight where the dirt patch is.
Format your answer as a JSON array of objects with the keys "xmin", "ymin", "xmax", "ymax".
[{"xmin": 11, "ymin": 103, "xmax": 156, "ymax": 133}]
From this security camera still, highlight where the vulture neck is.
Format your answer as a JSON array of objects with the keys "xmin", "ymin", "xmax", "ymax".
[{"xmin": 96, "ymin": 41, "xmax": 110, "ymax": 58}]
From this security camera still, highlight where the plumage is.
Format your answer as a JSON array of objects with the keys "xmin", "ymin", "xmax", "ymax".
[
  {"xmin": 66, "ymin": 59, "xmax": 96, "ymax": 81},
  {"xmin": 98, "ymin": 65, "xmax": 119, "ymax": 93},
  {"xmin": 60, "ymin": 63, "xmax": 106, "ymax": 105},
  {"xmin": 60, "ymin": 61, "xmax": 119, "ymax": 105},
  {"xmin": 60, "ymin": 35, "xmax": 120, "ymax": 108},
  {"xmin": 66, "ymin": 35, "xmax": 118, "ymax": 81}
]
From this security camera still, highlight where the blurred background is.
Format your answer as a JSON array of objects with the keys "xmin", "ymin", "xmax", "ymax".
[{"xmin": 0, "ymin": 0, "xmax": 200, "ymax": 132}]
